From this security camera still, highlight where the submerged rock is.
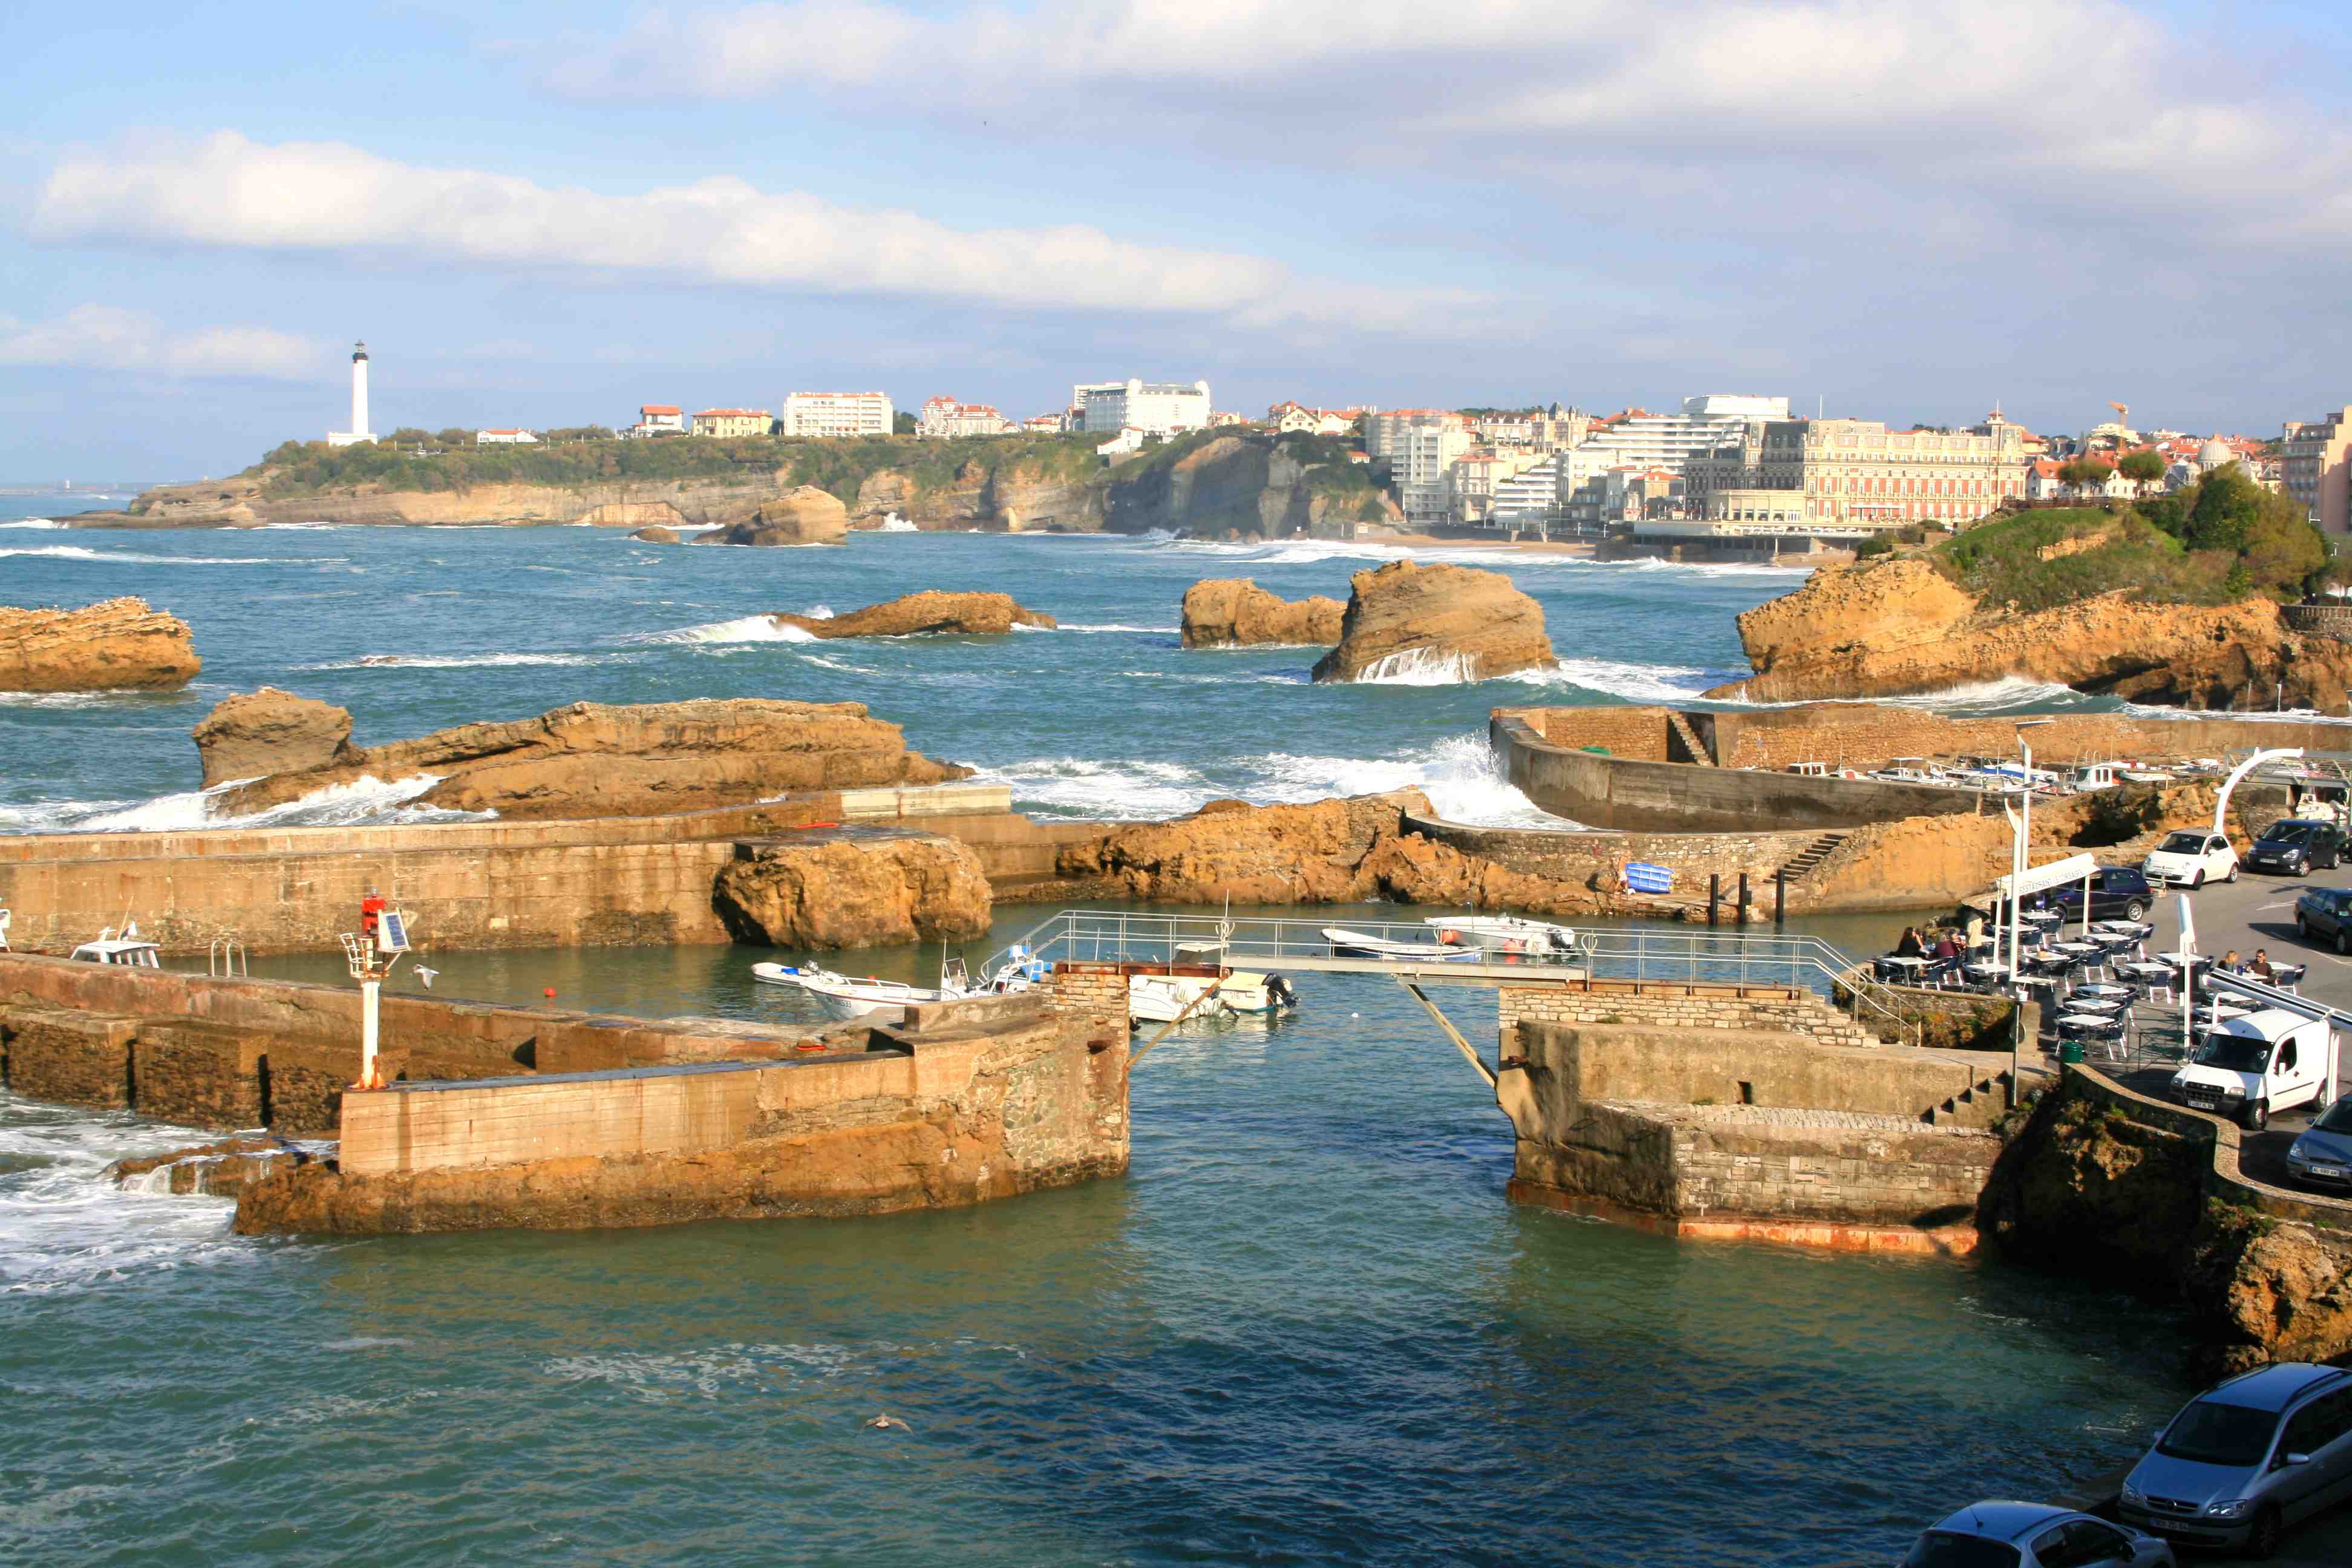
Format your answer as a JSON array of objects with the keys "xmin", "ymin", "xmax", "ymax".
[
  {"xmin": 0, "ymin": 596, "xmax": 201, "ymax": 691},
  {"xmin": 1310, "ymin": 560, "xmax": 1556, "ymax": 683},
  {"xmin": 109, "ymin": 1136, "xmax": 298, "ymax": 1200},
  {"xmin": 714, "ymin": 834, "xmax": 994, "ymax": 948},
  {"xmin": 771, "ymin": 591, "xmax": 1056, "ymax": 638},
  {"xmin": 192, "ymin": 688, "xmax": 354, "ymax": 786},
  {"xmin": 693, "ymin": 486, "xmax": 850, "ymax": 547},
  {"xmin": 207, "ymin": 698, "xmax": 972, "ymax": 821},
  {"xmin": 1178, "ymin": 578, "xmax": 1345, "ymax": 647}
]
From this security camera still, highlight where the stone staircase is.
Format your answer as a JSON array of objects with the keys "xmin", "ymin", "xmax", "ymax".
[
  {"xmin": 1667, "ymin": 711, "xmax": 1715, "ymax": 766},
  {"xmin": 1773, "ymin": 832, "xmax": 1849, "ymax": 886},
  {"xmin": 1925, "ymin": 1069, "xmax": 2014, "ymax": 1128}
]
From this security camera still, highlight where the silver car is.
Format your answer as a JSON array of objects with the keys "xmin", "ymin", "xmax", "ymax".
[
  {"xmin": 2119, "ymin": 1362, "xmax": 2352, "ymax": 1557},
  {"xmin": 2285, "ymin": 1093, "xmax": 2352, "ymax": 1192},
  {"xmin": 1898, "ymin": 1501, "xmax": 2171, "ymax": 1566}
]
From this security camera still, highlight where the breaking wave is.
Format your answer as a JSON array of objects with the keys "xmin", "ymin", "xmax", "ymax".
[
  {"xmin": 4, "ymin": 774, "xmax": 494, "ymax": 836},
  {"xmin": 307, "ymin": 651, "xmax": 638, "ymax": 670},
  {"xmin": 0, "ymin": 517, "xmax": 65, "ymax": 529},
  {"xmin": 633, "ymin": 615, "xmax": 817, "ymax": 645},
  {"xmin": 0, "ymin": 545, "xmax": 276, "ymax": 564},
  {"xmin": 1507, "ymin": 657, "xmax": 1740, "ymax": 703},
  {"xmin": 1351, "ymin": 648, "xmax": 1481, "ymax": 685}
]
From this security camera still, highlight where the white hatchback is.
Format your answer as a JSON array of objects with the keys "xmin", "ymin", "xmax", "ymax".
[{"xmin": 2143, "ymin": 830, "xmax": 2238, "ymax": 889}]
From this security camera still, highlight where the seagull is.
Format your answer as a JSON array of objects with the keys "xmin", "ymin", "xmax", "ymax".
[
  {"xmin": 865, "ymin": 1415, "xmax": 910, "ymax": 1432},
  {"xmin": 414, "ymin": 966, "xmax": 439, "ymax": 990}
]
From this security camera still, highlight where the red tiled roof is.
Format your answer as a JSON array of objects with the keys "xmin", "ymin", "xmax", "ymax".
[
  {"xmin": 639, "ymin": 404, "xmax": 681, "ymax": 416},
  {"xmin": 695, "ymin": 408, "xmax": 769, "ymax": 419}
]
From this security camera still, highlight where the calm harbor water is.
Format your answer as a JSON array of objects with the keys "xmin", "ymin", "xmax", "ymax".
[{"xmin": 1, "ymin": 500, "xmax": 2199, "ymax": 1563}]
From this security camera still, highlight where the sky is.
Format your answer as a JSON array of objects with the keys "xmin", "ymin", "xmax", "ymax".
[{"xmin": 4, "ymin": 0, "xmax": 2352, "ymax": 479}]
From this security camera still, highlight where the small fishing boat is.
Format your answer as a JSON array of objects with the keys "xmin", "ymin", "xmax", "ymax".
[
  {"xmin": 751, "ymin": 963, "xmax": 961, "ymax": 1023},
  {"xmin": 70, "ymin": 923, "xmax": 163, "ymax": 969},
  {"xmin": 1420, "ymin": 914, "xmax": 1579, "ymax": 957},
  {"xmin": 1129, "ymin": 970, "xmax": 1298, "ymax": 1025},
  {"xmin": 1322, "ymin": 927, "xmax": 1486, "ymax": 962}
]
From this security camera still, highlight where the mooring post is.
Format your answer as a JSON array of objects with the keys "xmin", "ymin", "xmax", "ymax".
[
  {"xmin": 1708, "ymin": 874, "xmax": 1720, "ymax": 927},
  {"xmin": 1773, "ymin": 870, "xmax": 1785, "ymax": 927},
  {"xmin": 1737, "ymin": 872, "xmax": 1750, "ymax": 926}
]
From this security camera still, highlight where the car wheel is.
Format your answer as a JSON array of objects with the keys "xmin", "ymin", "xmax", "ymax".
[
  {"xmin": 2126, "ymin": 901, "xmax": 2146, "ymax": 921},
  {"xmin": 2227, "ymin": 863, "xmax": 2239, "ymax": 883},
  {"xmin": 2298, "ymin": 913, "xmax": 2310, "ymax": 938},
  {"xmin": 2338, "ymin": 927, "xmax": 2348, "ymax": 956},
  {"xmin": 2194, "ymin": 869, "xmax": 2206, "ymax": 889},
  {"xmin": 2247, "ymin": 1501, "xmax": 2282, "ymax": 1560},
  {"xmin": 2297, "ymin": 860, "xmax": 2312, "ymax": 877},
  {"xmin": 2245, "ymin": 1099, "xmax": 2269, "ymax": 1133}
]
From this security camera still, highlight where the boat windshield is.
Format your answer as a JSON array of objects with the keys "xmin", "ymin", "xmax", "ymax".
[
  {"xmin": 2158, "ymin": 831, "xmax": 2206, "ymax": 854},
  {"xmin": 2157, "ymin": 1399, "xmax": 2280, "ymax": 1468},
  {"xmin": 2194, "ymin": 1035, "xmax": 2271, "ymax": 1074}
]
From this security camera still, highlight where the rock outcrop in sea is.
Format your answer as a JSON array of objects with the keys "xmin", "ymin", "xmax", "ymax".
[
  {"xmin": 201, "ymin": 697, "xmax": 970, "ymax": 820},
  {"xmin": 630, "ymin": 524, "xmax": 682, "ymax": 543},
  {"xmin": 0, "ymin": 596, "xmax": 201, "ymax": 691},
  {"xmin": 1178, "ymin": 579, "xmax": 1345, "ymax": 647},
  {"xmin": 693, "ymin": 487, "xmax": 851, "ymax": 547},
  {"xmin": 1310, "ymin": 560, "xmax": 1557, "ymax": 683},
  {"xmin": 714, "ymin": 835, "xmax": 994, "ymax": 948},
  {"xmin": 769, "ymin": 592, "xmax": 1056, "ymax": 638},
  {"xmin": 1711, "ymin": 558, "xmax": 2352, "ymax": 708},
  {"xmin": 192, "ymin": 688, "xmax": 354, "ymax": 786}
]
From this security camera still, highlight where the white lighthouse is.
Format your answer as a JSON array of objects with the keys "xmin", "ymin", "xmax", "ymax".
[{"xmin": 326, "ymin": 341, "xmax": 379, "ymax": 447}]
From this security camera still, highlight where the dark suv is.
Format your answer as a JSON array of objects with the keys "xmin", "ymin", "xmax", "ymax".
[
  {"xmin": 2047, "ymin": 866, "xmax": 2156, "ymax": 923},
  {"xmin": 2248, "ymin": 818, "xmax": 2345, "ymax": 877},
  {"xmin": 2295, "ymin": 887, "xmax": 2352, "ymax": 952}
]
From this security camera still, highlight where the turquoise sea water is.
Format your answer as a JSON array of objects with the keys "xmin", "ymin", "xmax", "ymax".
[{"xmin": 0, "ymin": 498, "xmax": 2199, "ymax": 1563}]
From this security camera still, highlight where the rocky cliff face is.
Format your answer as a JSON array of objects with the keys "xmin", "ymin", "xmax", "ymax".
[
  {"xmin": 1978, "ymin": 1074, "xmax": 2352, "ymax": 1373},
  {"xmin": 772, "ymin": 592, "xmax": 1056, "ymax": 638},
  {"xmin": 1179, "ymin": 579, "xmax": 1345, "ymax": 647},
  {"xmin": 694, "ymin": 486, "xmax": 849, "ymax": 546},
  {"xmin": 1100, "ymin": 435, "xmax": 1377, "ymax": 538},
  {"xmin": 1713, "ymin": 559, "xmax": 2352, "ymax": 707},
  {"xmin": 192, "ymin": 688, "xmax": 353, "ymax": 785},
  {"xmin": 1312, "ymin": 560, "xmax": 1557, "ymax": 683},
  {"xmin": 713, "ymin": 835, "xmax": 993, "ymax": 949},
  {"xmin": 92, "ymin": 473, "xmax": 786, "ymax": 530},
  {"xmin": 206, "ymin": 698, "xmax": 970, "ymax": 820},
  {"xmin": 0, "ymin": 597, "xmax": 201, "ymax": 691}
]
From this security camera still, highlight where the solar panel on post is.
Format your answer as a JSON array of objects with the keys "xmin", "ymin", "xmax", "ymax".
[{"xmin": 377, "ymin": 910, "xmax": 411, "ymax": 953}]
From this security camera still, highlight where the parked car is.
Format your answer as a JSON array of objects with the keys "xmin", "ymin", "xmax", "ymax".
[
  {"xmin": 2293, "ymin": 886, "xmax": 2352, "ymax": 952},
  {"xmin": 2143, "ymin": 830, "xmax": 2238, "ymax": 888},
  {"xmin": 2247, "ymin": 818, "xmax": 2346, "ymax": 877},
  {"xmin": 2045, "ymin": 866, "xmax": 2156, "ymax": 923},
  {"xmin": 1900, "ymin": 1501, "xmax": 2172, "ymax": 1566},
  {"xmin": 2284, "ymin": 1093, "xmax": 2352, "ymax": 1193},
  {"xmin": 2169, "ymin": 1009, "xmax": 2333, "ymax": 1131},
  {"xmin": 2119, "ymin": 1362, "xmax": 2352, "ymax": 1558}
]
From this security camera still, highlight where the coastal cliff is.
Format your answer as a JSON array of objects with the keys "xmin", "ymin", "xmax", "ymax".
[
  {"xmin": 1711, "ymin": 500, "xmax": 2352, "ymax": 708},
  {"xmin": 200, "ymin": 696, "xmax": 970, "ymax": 820},
  {"xmin": 1102, "ymin": 432, "xmax": 1391, "ymax": 538},
  {"xmin": 0, "ymin": 597, "xmax": 201, "ymax": 691}
]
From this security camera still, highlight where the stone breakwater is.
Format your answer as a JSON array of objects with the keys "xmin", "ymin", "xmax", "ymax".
[
  {"xmin": 0, "ymin": 596, "xmax": 201, "ymax": 691},
  {"xmin": 0, "ymin": 949, "xmax": 1132, "ymax": 1236}
]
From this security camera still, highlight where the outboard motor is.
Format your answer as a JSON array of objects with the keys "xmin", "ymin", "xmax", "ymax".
[{"xmin": 1267, "ymin": 975, "xmax": 1299, "ymax": 1011}]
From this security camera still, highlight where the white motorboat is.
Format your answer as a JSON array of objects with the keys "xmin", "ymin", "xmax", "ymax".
[
  {"xmin": 1128, "ymin": 970, "xmax": 1298, "ymax": 1026},
  {"xmin": 1322, "ymin": 927, "xmax": 1486, "ymax": 962},
  {"xmin": 1420, "ymin": 914, "xmax": 1579, "ymax": 958},
  {"xmin": 751, "ymin": 962, "xmax": 961, "ymax": 1023},
  {"xmin": 70, "ymin": 923, "xmax": 162, "ymax": 969}
]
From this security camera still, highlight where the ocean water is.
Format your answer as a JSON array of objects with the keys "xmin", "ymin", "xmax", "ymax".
[{"xmin": 0, "ymin": 498, "xmax": 2203, "ymax": 1563}]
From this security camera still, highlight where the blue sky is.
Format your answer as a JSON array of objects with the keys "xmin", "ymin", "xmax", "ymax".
[{"xmin": 5, "ymin": 0, "xmax": 2351, "ymax": 478}]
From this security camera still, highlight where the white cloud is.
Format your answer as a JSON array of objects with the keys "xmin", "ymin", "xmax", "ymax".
[
  {"xmin": 545, "ymin": 0, "xmax": 2352, "ymax": 247},
  {"xmin": 30, "ymin": 130, "xmax": 1483, "ymax": 332},
  {"xmin": 0, "ymin": 305, "xmax": 324, "ymax": 378}
]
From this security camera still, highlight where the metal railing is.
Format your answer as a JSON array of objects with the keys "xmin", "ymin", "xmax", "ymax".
[{"xmin": 1001, "ymin": 910, "xmax": 1916, "ymax": 1040}]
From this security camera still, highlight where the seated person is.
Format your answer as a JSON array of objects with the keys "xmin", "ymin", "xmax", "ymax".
[
  {"xmin": 2220, "ymin": 949, "xmax": 2241, "ymax": 973},
  {"xmin": 1931, "ymin": 932, "xmax": 1961, "ymax": 962},
  {"xmin": 2249, "ymin": 949, "xmax": 2276, "ymax": 982},
  {"xmin": 1893, "ymin": 926, "xmax": 1924, "ymax": 958}
]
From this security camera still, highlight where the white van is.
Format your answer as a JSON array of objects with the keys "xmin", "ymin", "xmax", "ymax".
[{"xmin": 2171, "ymin": 1009, "xmax": 2335, "ymax": 1131}]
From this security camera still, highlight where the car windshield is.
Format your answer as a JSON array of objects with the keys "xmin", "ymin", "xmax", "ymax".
[
  {"xmin": 2158, "ymin": 1399, "xmax": 2281, "ymax": 1466},
  {"xmin": 2316, "ymin": 1098, "xmax": 2352, "ymax": 1134},
  {"xmin": 2159, "ymin": 832, "xmax": 2206, "ymax": 854},
  {"xmin": 2263, "ymin": 823, "xmax": 2319, "ymax": 845},
  {"xmin": 2194, "ymin": 1036, "xmax": 2271, "ymax": 1073},
  {"xmin": 1900, "ymin": 1532, "xmax": 2022, "ymax": 1568}
]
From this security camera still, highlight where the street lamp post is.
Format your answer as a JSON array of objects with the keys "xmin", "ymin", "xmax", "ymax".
[{"xmin": 2010, "ymin": 720, "xmax": 2054, "ymax": 1103}]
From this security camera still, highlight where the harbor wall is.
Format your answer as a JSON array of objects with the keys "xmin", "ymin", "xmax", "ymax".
[
  {"xmin": 0, "ymin": 785, "xmax": 1091, "ymax": 955},
  {"xmin": 1495, "ymin": 1021, "xmax": 2005, "ymax": 1252},
  {"xmin": 1696, "ymin": 706, "xmax": 2347, "ymax": 774}
]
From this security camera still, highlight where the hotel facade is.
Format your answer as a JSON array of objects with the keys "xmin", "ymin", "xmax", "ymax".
[{"xmin": 1682, "ymin": 416, "xmax": 2029, "ymax": 532}]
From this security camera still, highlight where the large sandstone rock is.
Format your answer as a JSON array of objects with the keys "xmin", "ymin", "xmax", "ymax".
[
  {"xmin": 770, "ymin": 591, "xmax": 1056, "ymax": 639},
  {"xmin": 694, "ymin": 486, "xmax": 850, "ymax": 547},
  {"xmin": 209, "ymin": 699, "xmax": 970, "ymax": 820},
  {"xmin": 714, "ymin": 834, "xmax": 994, "ymax": 949},
  {"xmin": 1311, "ymin": 560, "xmax": 1557, "ymax": 683},
  {"xmin": 1179, "ymin": 579, "xmax": 1345, "ymax": 647},
  {"xmin": 1712, "ymin": 558, "xmax": 2352, "ymax": 708},
  {"xmin": 192, "ymin": 688, "xmax": 354, "ymax": 786},
  {"xmin": 630, "ymin": 524, "xmax": 682, "ymax": 544},
  {"xmin": 0, "ymin": 596, "xmax": 200, "ymax": 691}
]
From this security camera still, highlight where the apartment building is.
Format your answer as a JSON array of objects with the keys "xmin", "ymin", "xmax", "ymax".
[
  {"xmin": 630, "ymin": 404, "xmax": 685, "ymax": 437},
  {"xmin": 2284, "ymin": 407, "xmax": 2352, "ymax": 534},
  {"xmin": 691, "ymin": 408, "xmax": 774, "ymax": 438},
  {"xmin": 1390, "ymin": 420, "xmax": 1474, "ymax": 526},
  {"xmin": 1077, "ymin": 379, "xmax": 1212, "ymax": 437},
  {"xmin": 782, "ymin": 391, "xmax": 893, "ymax": 439},
  {"xmin": 1446, "ymin": 451, "xmax": 1548, "ymax": 527},
  {"xmin": 1557, "ymin": 395, "xmax": 1791, "ymax": 488},
  {"xmin": 1682, "ymin": 416, "xmax": 2027, "ymax": 530}
]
